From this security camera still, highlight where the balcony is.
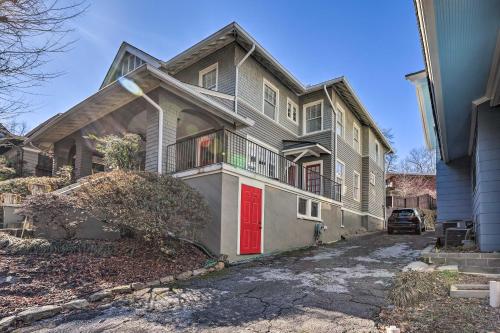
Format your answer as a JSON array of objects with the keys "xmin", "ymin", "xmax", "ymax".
[{"xmin": 166, "ymin": 129, "xmax": 341, "ymax": 202}]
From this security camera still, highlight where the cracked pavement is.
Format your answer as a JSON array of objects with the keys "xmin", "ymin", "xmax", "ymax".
[{"xmin": 23, "ymin": 231, "xmax": 435, "ymax": 333}]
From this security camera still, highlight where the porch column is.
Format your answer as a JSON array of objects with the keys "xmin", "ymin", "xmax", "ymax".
[
  {"xmin": 145, "ymin": 91, "xmax": 179, "ymax": 173},
  {"xmin": 74, "ymin": 135, "xmax": 93, "ymax": 178}
]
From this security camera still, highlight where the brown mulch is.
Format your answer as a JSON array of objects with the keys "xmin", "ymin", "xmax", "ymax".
[
  {"xmin": 0, "ymin": 238, "xmax": 209, "ymax": 317},
  {"xmin": 378, "ymin": 272, "xmax": 500, "ymax": 332}
]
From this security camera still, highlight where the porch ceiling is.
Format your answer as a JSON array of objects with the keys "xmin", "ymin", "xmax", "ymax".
[{"xmin": 28, "ymin": 65, "xmax": 253, "ymax": 148}]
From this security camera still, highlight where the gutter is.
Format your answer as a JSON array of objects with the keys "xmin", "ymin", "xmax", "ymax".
[
  {"xmin": 323, "ymin": 84, "xmax": 340, "ymax": 206},
  {"xmin": 234, "ymin": 44, "xmax": 255, "ymax": 114}
]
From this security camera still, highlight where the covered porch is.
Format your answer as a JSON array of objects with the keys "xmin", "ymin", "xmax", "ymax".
[{"xmin": 26, "ymin": 65, "xmax": 253, "ymax": 179}]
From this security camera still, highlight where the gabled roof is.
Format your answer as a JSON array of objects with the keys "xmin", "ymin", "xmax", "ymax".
[
  {"xmin": 100, "ymin": 42, "xmax": 162, "ymax": 89},
  {"xmin": 160, "ymin": 22, "xmax": 392, "ymax": 152}
]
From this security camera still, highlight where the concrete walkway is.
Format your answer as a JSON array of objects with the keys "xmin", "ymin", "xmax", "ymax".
[{"xmin": 25, "ymin": 232, "xmax": 435, "ymax": 333}]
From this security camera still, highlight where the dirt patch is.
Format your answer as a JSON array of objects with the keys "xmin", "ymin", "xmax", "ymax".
[
  {"xmin": 0, "ymin": 237, "xmax": 208, "ymax": 317},
  {"xmin": 378, "ymin": 271, "xmax": 500, "ymax": 332}
]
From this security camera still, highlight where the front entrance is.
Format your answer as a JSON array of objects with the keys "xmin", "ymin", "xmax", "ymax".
[{"xmin": 240, "ymin": 184, "xmax": 262, "ymax": 254}]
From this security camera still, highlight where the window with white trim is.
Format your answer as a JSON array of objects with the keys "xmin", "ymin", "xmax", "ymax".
[
  {"xmin": 263, "ymin": 80, "xmax": 278, "ymax": 120},
  {"xmin": 353, "ymin": 123, "xmax": 361, "ymax": 153},
  {"xmin": 335, "ymin": 159, "xmax": 346, "ymax": 195},
  {"xmin": 336, "ymin": 104, "xmax": 345, "ymax": 138},
  {"xmin": 199, "ymin": 63, "xmax": 218, "ymax": 90},
  {"xmin": 304, "ymin": 101, "xmax": 323, "ymax": 133},
  {"xmin": 286, "ymin": 98, "xmax": 298, "ymax": 124},
  {"xmin": 370, "ymin": 172, "xmax": 376, "ymax": 185},
  {"xmin": 353, "ymin": 171, "xmax": 360, "ymax": 201},
  {"xmin": 297, "ymin": 197, "xmax": 321, "ymax": 220}
]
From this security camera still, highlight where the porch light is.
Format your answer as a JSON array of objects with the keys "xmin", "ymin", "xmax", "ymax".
[{"xmin": 119, "ymin": 77, "xmax": 165, "ymax": 174}]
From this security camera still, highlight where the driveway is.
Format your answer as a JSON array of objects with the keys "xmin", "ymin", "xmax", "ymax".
[{"xmin": 25, "ymin": 232, "xmax": 435, "ymax": 333}]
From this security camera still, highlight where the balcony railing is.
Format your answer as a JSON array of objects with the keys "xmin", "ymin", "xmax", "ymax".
[{"xmin": 166, "ymin": 129, "xmax": 341, "ymax": 202}]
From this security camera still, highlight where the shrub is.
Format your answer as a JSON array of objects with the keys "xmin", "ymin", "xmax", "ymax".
[
  {"xmin": 74, "ymin": 171, "xmax": 210, "ymax": 244},
  {"xmin": 0, "ymin": 167, "xmax": 73, "ymax": 198},
  {"xmin": 21, "ymin": 170, "xmax": 211, "ymax": 246},
  {"xmin": 0, "ymin": 156, "xmax": 16, "ymax": 181},
  {"xmin": 19, "ymin": 193, "xmax": 85, "ymax": 239},
  {"xmin": 88, "ymin": 133, "xmax": 143, "ymax": 170}
]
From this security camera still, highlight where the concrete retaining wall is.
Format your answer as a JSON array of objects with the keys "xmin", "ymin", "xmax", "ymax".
[{"xmin": 422, "ymin": 250, "xmax": 500, "ymax": 274}]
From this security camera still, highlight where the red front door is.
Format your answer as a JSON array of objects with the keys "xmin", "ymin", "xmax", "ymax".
[{"xmin": 240, "ymin": 184, "xmax": 262, "ymax": 254}]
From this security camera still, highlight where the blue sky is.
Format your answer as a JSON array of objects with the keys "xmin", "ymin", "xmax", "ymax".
[{"xmin": 19, "ymin": 0, "xmax": 424, "ymax": 158}]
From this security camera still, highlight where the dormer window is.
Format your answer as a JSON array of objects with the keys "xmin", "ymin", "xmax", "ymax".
[{"xmin": 199, "ymin": 63, "xmax": 218, "ymax": 90}]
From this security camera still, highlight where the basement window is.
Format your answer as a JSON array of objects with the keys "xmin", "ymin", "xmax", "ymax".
[{"xmin": 297, "ymin": 197, "xmax": 321, "ymax": 221}]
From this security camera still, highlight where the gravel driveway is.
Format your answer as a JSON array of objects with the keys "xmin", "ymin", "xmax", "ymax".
[{"xmin": 24, "ymin": 231, "xmax": 435, "ymax": 333}]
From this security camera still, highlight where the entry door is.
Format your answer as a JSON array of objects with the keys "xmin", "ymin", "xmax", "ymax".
[
  {"xmin": 305, "ymin": 163, "xmax": 322, "ymax": 195},
  {"xmin": 240, "ymin": 184, "xmax": 262, "ymax": 254}
]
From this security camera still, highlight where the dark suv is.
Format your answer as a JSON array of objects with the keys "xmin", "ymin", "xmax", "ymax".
[{"xmin": 387, "ymin": 208, "xmax": 426, "ymax": 235}]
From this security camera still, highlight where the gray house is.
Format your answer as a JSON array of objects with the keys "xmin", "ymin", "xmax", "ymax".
[
  {"xmin": 407, "ymin": 0, "xmax": 500, "ymax": 251},
  {"xmin": 26, "ymin": 23, "xmax": 391, "ymax": 260}
]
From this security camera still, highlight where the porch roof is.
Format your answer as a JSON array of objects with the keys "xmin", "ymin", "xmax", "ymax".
[
  {"xmin": 282, "ymin": 140, "xmax": 331, "ymax": 160},
  {"xmin": 27, "ymin": 64, "xmax": 254, "ymax": 147}
]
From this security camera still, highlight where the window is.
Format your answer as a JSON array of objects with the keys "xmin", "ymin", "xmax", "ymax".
[
  {"xmin": 246, "ymin": 136, "xmax": 278, "ymax": 179},
  {"xmin": 336, "ymin": 104, "xmax": 345, "ymax": 139},
  {"xmin": 353, "ymin": 123, "xmax": 361, "ymax": 153},
  {"xmin": 374, "ymin": 140, "xmax": 380, "ymax": 164},
  {"xmin": 263, "ymin": 79, "xmax": 279, "ymax": 120},
  {"xmin": 286, "ymin": 98, "xmax": 298, "ymax": 124},
  {"xmin": 297, "ymin": 197, "xmax": 321, "ymax": 220},
  {"xmin": 298, "ymin": 198, "xmax": 308, "ymax": 216},
  {"xmin": 370, "ymin": 172, "xmax": 376, "ymax": 185},
  {"xmin": 335, "ymin": 159, "xmax": 346, "ymax": 195},
  {"xmin": 303, "ymin": 161, "xmax": 322, "ymax": 195},
  {"xmin": 304, "ymin": 100, "xmax": 323, "ymax": 134},
  {"xmin": 353, "ymin": 171, "xmax": 360, "ymax": 201},
  {"xmin": 199, "ymin": 63, "xmax": 218, "ymax": 90}
]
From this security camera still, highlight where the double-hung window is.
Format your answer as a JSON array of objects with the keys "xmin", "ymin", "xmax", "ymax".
[
  {"xmin": 335, "ymin": 159, "xmax": 346, "ymax": 195},
  {"xmin": 199, "ymin": 63, "xmax": 218, "ymax": 90},
  {"xmin": 304, "ymin": 100, "xmax": 323, "ymax": 134},
  {"xmin": 263, "ymin": 79, "xmax": 278, "ymax": 120},
  {"xmin": 353, "ymin": 171, "xmax": 360, "ymax": 201},
  {"xmin": 336, "ymin": 104, "xmax": 345, "ymax": 139},
  {"xmin": 286, "ymin": 98, "xmax": 298, "ymax": 124},
  {"xmin": 353, "ymin": 123, "xmax": 361, "ymax": 153}
]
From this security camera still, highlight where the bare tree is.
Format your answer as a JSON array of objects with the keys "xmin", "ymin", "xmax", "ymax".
[
  {"xmin": 403, "ymin": 147, "xmax": 436, "ymax": 174},
  {"xmin": 382, "ymin": 128, "xmax": 398, "ymax": 173},
  {"xmin": 391, "ymin": 162, "xmax": 436, "ymax": 198},
  {"xmin": 0, "ymin": 0, "xmax": 87, "ymax": 118},
  {"xmin": 6, "ymin": 118, "xmax": 27, "ymax": 135}
]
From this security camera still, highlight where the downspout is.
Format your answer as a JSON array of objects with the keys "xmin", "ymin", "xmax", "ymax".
[
  {"xmin": 323, "ymin": 84, "xmax": 342, "ymax": 225},
  {"xmin": 234, "ymin": 44, "xmax": 256, "ymax": 114}
]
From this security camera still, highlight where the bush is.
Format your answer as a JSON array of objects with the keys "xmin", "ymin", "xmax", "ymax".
[
  {"xmin": 21, "ymin": 170, "xmax": 211, "ymax": 246},
  {"xmin": 0, "ymin": 156, "xmax": 16, "ymax": 181},
  {"xmin": 88, "ymin": 133, "xmax": 143, "ymax": 170},
  {"xmin": 0, "ymin": 169, "xmax": 72, "ymax": 198}
]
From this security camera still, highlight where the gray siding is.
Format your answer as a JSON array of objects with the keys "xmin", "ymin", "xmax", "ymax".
[
  {"xmin": 174, "ymin": 43, "xmax": 236, "ymax": 96},
  {"xmin": 236, "ymin": 45, "xmax": 300, "ymax": 135},
  {"xmin": 474, "ymin": 105, "xmax": 500, "ymax": 251},
  {"xmin": 436, "ymin": 155, "xmax": 472, "ymax": 222}
]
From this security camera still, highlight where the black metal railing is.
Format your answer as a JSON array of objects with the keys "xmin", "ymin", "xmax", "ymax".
[{"xmin": 166, "ymin": 129, "xmax": 341, "ymax": 202}]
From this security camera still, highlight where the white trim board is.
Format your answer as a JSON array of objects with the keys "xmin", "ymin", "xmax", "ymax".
[
  {"xmin": 341, "ymin": 207, "xmax": 384, "ymax": 221},
  {"xmin": 174, "ymin": 163, "xmax": 342, "ymax": 206}
]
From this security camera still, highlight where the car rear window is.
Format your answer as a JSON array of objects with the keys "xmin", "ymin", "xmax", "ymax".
[{"xmin": 391, "ymin": 209, "xmax": 415, "ymax": 217}]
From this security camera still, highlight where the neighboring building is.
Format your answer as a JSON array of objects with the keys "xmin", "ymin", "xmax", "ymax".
[
  {"xmin": 385, "ymin": 172, "xmax": 436, "ymax": 198},
  {"xmin": 26, "ymin": 22, "xmax": 392, "ymax": 260},
  {"xmin": 0, "ymin": 123, "xmax": 52, "ymax": 177},
  {"xmin": 407, "ymin": 0, "xmax": 500, "ymax": 250}
]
